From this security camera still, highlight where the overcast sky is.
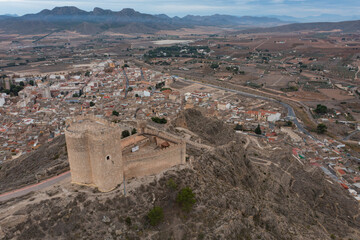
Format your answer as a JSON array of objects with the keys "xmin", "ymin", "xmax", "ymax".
[{"xmin": 1, "ymin": 0, "xmax": 360, "ymax": 17}]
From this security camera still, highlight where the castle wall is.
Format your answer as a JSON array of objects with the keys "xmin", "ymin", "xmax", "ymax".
[
  {"xmin": 143, "ymin": 127, "xmax": 183, "ymax": 144},
  {"xmin": 120, "ymin": 134, "xmax": 147, "ymax": 149},
  {"xmin": 124, "ymin": 143, "xmax": 185, "ymax": 179},
  {"xmin": 87, "ymin": 130, "xmax": 123, "ymax": 192},
  {"xmin": 65, "ymin": 115, "xmax": 186, "ymax": 192},
  {"xmin": 65, "ymin": 131, "xmax": 93, "ymax": 184},
  {"xmin": 65, "ymin": 115, "xmax": 124, "ymax": 192}
]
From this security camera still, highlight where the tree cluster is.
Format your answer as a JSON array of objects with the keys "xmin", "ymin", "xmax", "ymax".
[
  {"xmin": 151, "ymin": 117, "xmax": 167, "ymax": 124},
  {"xmin": 314, "ymin": 104, "xmax": 328, "ymax": 114}
]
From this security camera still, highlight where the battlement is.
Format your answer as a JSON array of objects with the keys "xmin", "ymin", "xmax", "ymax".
[
  {"xmin": 65, "ymin": 114, "xmax": 120, "ymax": 138},
  {"xmin": 66, "ymin": 114, "xmax": 118, "ymax": 128},
  {"xmin": 143, "ymin": 127, "xmax": 185, "ymax": 144},
  {"xmin": 65, "ymin": 115, "xmax": 186, "ymax": 192}
]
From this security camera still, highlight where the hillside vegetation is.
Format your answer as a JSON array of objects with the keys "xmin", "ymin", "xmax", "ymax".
[{"xmin": 0, "ymin": 109, "xmax": 359, "ymax": 239}]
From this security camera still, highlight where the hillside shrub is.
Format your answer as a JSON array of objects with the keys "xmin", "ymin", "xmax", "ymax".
[
  {"xmin": 316, "ymin": 123, "xmax": 327, "ymax": 134},
  {"xmin": 176, "ymin": 187, "xmax": 196, "ymax": 212},
  {"xmin": 151, "ymin": 117, "xmax": 167, "ymax": 124},
  {"xmin": 167, "ymin": 178, "xmax": 177, "ymax": 190},
  {"xmin": 254, "ymin": 124, "xmax": 262, "ymax": 135},
  {"xmin": 147, "ymin": 206, "xmax": 164, "ymax": 226},
  {"xmin": 122, "ymin": 130, "xmax": 130, "ymax": 138}
]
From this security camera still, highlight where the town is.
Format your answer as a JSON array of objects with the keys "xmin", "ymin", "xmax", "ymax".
[{"xmin": 1, "ymin": 58, "xmax": 360, "ymax": 204}]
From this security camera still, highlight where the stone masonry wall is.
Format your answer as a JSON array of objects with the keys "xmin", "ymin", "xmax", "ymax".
[
  {"xmin": 65, "ymin": 115, "xmax": 186, "ymax": 191},
  {"xmin": 123, "ymin": 143, "xmax": 185, "ymax": 179},
  {"xmin": 65, "ymin": 131, "xmax": 93, "ymax": 185}
]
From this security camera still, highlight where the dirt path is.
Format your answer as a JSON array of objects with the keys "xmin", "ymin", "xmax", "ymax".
[
  {"xmin": 253, "ymin": 38, "xmax": 270, "ymax": 51},
  {"xmin": 271, "ymin": 76, "xmax": 284, "ymax": 86}
]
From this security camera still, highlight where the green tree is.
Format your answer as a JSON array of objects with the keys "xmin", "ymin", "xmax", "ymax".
[
  {"xmin": 5, "ymin": 85, "xmax": 23, "ymax": 96},
  {"xmin": 147, "ymin": 206, "xmax": 164, "ymax": 226},
  {"xmin": 85, "ymin": 71, "xmax": 91, "ymax": 77},
  {"xmin": 151, "ymin": 117, "xmax": 167, "ymax": 124},
  {"xmin": 122, "ymin": 130, "xmax": 130, "ymax": 138},
  {"xmin": 112, "ymin": 110, "xmax": 119, "ymax": 116},
  {"xmin": 131, "ymin": 128, "xmax": 137, "ymax": 135},
  {"xmin": 234, "ymin": 124, "xmax": 243, "ymax": 131},
  {"xmin": 254, "ymin": 124, "xmax": 262, "ymax": 135},
  {"xmin": 167, "ymin": 178, "xmax": 178, "ymax": 190},
  {"xmin": 29, "ymin": 80, "xmax": 34, "ymax": 86},
  {"xmin": 210, "ymin": 62, "xmax": 219, "ymax": 69},
  {"xmin": 89, "ymin": 101, "xmax": 95, "ymax": 107},
  {"xmin": 317, "ymin": 123, "xmax": 327, "ymax": 134},
  {"xmin": 176, "ymin": 187, "xmax": 196, "ymax": 212},
  {"xmin": 19, "ymin": 81, "xmax": 24, "ymax": 87},
  {"xmin": 314, "ymin": 104, "xmax": 328, "ymax": 114},
  {"xmin": 72, "ymin": 93, "xmax": 79, "ymax": 98},
  {"xmin": 155, "ymin": 82, "xmax": 165, "ymax": 89}
]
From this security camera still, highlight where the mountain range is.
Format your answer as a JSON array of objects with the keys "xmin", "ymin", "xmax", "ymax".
[
  {"xmin": 266, "ymin": 14, "xmax": 360, "ymax": 23},
  {"xmin": 1, "ymin": 6, "xmax": 360, "ymax": 35},
  {"xmin": 0, "ymin": 6, "xmax": 287, "ymax": 34},
  {"xmin": 241, "ymin": 19, "xmax": 360, "ymax": 34}
]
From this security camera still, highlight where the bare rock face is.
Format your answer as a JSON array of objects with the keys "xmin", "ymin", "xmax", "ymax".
[
  {"xmin": 0, "ymin": 109, "xmax": 359, "ymax": 240},
  {"xmin": 174, "ymin": 108, "xmax": 236, "ymax": 145}
]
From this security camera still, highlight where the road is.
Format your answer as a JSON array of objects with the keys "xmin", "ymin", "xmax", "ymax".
[
  {"xmin": 0, "ymin": 77, "xmax": 312, "ymax": 202},
  {"xmin": 355, "ymin": 64, "xmax": 360, "ymax": 80},
  {"xmin": 0, "ymin": 171, "xmax": 71, "ymax": 202},
  {"xmin": 343, "ymin": 130, "xmax": 360, "ymax": 141},
  {"xmin": 182, "ymin": 78, "xmax": 313, "ymax": 138}
]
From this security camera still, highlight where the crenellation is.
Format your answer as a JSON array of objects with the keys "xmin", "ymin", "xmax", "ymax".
[{"xmin": 65, "ymin": 115, "xmax": 185, "ymax": 192}]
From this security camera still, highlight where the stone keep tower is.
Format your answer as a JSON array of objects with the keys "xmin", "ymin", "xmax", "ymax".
[{"xmin": 65, "ymin": 115, "xmax": 123, "ymax": 192}]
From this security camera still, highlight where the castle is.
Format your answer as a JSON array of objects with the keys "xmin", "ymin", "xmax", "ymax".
[{"xmin": 65, "ymin": 115, "xmax": 186, "ymax": 192}]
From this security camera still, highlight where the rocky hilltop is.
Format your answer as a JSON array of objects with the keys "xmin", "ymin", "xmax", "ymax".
[{"xmin": 0, "ymin": 109, "xmax": 359, "ymax": 239}]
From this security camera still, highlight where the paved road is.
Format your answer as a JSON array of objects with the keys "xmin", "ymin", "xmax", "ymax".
[
  {"xmin": 182, "ymin": 78, "xmax": 313, "ymax": 138},
  {"xmin": 0, "ymin": 171, "xmax": 71, "ymax": 202},
  {"xmin": 343, "ymin": 130, "xmax": 360, "ymax": 141}
]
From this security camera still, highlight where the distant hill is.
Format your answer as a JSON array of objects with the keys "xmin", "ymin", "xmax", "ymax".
[
  {"xmin": 241, "ymin": 20, "xmax": 360, "ymax": 34},
  {"xmin": 0, "ymin": 14, "xmax": 16, "ymax": 20},
  {"xmin": 266, "ymin": 14, "xmax": 360, "ymax": 23},
  {"xmin": 0, "ymin": 6, "xmax": 286, "ymax": 34}
]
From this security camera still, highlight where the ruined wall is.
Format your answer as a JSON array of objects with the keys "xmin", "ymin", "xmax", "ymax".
[{"xmin": 124, "ymin": 143, "xmax": 186, "ymax": 179}]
